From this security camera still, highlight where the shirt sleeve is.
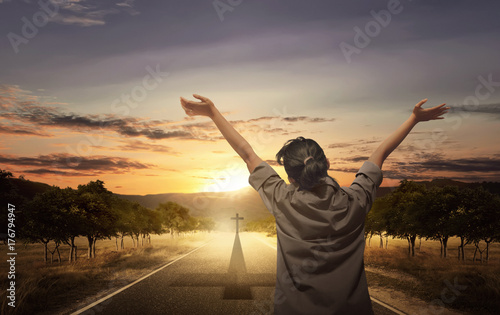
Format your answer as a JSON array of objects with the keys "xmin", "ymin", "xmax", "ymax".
[
  {"xmin": 348, "ymin": 161, "xmax": 383, "ymax": 214},
  {"xmin": 248, "ymin": 161, "xmax": 288, "ymax": 216}
]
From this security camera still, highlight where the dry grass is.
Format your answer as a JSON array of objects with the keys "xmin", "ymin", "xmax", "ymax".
[
  {"xmin": 365, "ymin": 236, "xmax": 500, "ymax": 314},
  {"xmin": 0, "ymin": 232, "xmax": 213, "ymax": 315},
  {"xmin": 256, "ymin": 233, "xmax": 500, "ymax": 314},
  {"xmin": 3, "ymin": 233, "xmax": 497, "ymax": 314}
]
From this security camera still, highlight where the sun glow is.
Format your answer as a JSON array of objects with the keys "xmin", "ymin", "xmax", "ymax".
[{"xmin": 202, "ymin": 166, "xmax": 250, "ymax": 193}]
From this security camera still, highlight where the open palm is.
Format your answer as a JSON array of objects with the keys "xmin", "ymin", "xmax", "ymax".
[
  {"xmin": 412, "ymin": 99, "xmax": 449, "ymax": 122},
  {"xmin": 180, "ymin": 94, "xmax": 215, "ymax": 117}
]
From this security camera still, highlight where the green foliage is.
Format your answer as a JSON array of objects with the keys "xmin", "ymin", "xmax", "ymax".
[
  {"xmin": 23, "ymin": 186, "xmax": 73, "ymax": 244},
  {"xmin": 197, "ymin": 217, "xmax": 216, "ymax": 232},
  {"xmin": 12, "ymin": 176, "xmax": 215, "ymax": 262},
  {"xmin": 244, "ymin": 216, "xmax": 276, "ymax": 236},
  {"xmin": 369, "ymin": 180, "xmax": 500, "ymax": 260},
  {"xmin": 75, "ymin": 181, "xmax": 118, "ymax": 243},
  {"xmin": 1, "ymin": 169, "xmax": 27, "ymax": 235},
  {"xmin": 156, "ymin": 201, "xmax": 196, "ymax": 235}
]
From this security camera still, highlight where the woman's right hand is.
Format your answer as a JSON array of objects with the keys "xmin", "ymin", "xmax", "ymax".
[
  {"xmin": 180, "ymin": 94, "xmax": 216, "ymax": 118},
  {"xmin": 411, "ymin": 99, "xmax": 449, "ymax": 122}
]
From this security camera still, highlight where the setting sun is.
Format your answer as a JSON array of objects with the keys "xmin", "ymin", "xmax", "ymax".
[{"xmin": 202, "ymin": 165, "xmax": 251, "ymax": 192}]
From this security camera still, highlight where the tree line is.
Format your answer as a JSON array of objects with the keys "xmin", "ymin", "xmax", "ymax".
[
  {"xmin": 366, "ymin": 180, "xmax": 500, "ymax": 262},
  {"xmin": 244, "ymin": 216, "xmax": 276, "ymax": 236},
  {"xmin": 1, "ymin": 170, "xmax": 215, "ymax": 263}
]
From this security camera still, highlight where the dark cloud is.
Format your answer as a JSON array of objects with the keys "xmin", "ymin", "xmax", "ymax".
[
  {"xmin": 116, "ymin": 140, "xmax": 177, "ymax": 153},
  {"xmin": 230, "ymin": 116, "xmax": 335, "ymax": 137},
  {"xmin": 329, "ymin": 155, "xmax": 500, "ymax": 183},
  {"xmin": 329, "ymin": 166, "xmax": 431, "ymax": 181},
  {"xmin": 382, "ymin": 156, "xmax": 500, "ymax": 182},
  {"xmin": 449, "ymin": 103, "xmax": 500, "ymax": 118},
  {"xmin": 415, "ymin": 157, "xmax": 500, "ymax": 173},
  {"xmin": 340, "ymin": 155, "xmax": 369, "ymax": 163},
  {"xmin": 232, "ymin": 116, "xmax": 334, "ymax": 125},
  {"xmin": 0, "ymin": 153, "xmax": 155, "ymax": 176},
  {"xmin": 1, "ymin": 86, "xmax": 335, "ymax": 142},
  {"xmin": 328, "ymin": 167, "xmax": 358, "ymax": 174},
  {"xmin": 0, "ymin": 124, "xmax": 50, "ymax": 136},
  {"xmin": 328, "ymin": 139, "xmax": 380, "ymax": 149},
  {"xmin": 247, "ymin": 116, "xmax": 275, "ymax": 123},
  {"xmin": 281, "ymin": 116, "xmax": 335, "ymax": 123},
  {"xmin": 118, "ymin": 126, "xmax": 191, "ymax": 140},
  {"xmin": 22, "ymin": 169, "xmax": 85, "ymax": 176},
  {"xmin": 0, "ymin": 97, "xmax": 194, "ymax": 140}
]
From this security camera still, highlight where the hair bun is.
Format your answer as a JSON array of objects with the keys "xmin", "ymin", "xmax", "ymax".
[{"xmin": 303, "ymin": 156, "xmax": 314, "ymax": 165}]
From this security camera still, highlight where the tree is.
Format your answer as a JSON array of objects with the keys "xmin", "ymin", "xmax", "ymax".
[
  {"xmin": 112, "ymin": 197, "xmax": 135, "ymax": 250},
  {"xmin": 244, "ymin": 216, "xmax": 276, "ymax": 236},
  {"xmin": 197, "ymin": 217, "xmax": 216, "ymax": 233},
  {"xmin": 142, "ymin": 208, "xmax": 162, "ymax": 243},
  {"xmin": 419, "ymin": 186, "xmax": 460, "ymax": 258},
  {"xmin": 23, "ymin": 186, "xmax": 71, "ymax": 263},
  {"xmin": 156, "ymin": 202, "xmax": 191, "ymax": 237},
  {"xmin": 179, "ymin": 216, "xmax": 199, "ymax": 234},
  {"xmin": 464, "ymin": 187, "xmax": 500, "ymax": 263},
  {"xmin": 75, "ymin": 180, "xmax": 117, "ymax": 258},
  {"xmin": 367, "ymin": 196, "xmax": 391, "ymax": 248},
  {"xmin": 482, "ymin": 195, "xmax": 500, "ymax": 261},
  {"xmin": 1, "ymin": 170, "xmax": 27, "ymax": 238},
  {"xmin": 58, "ymin": 187, "xmax": 83, "ymax": 262},
  {"xmin": 129, "ymin": 204, "xmax": 161, "ymax": 246},
  {"xmin": 383, "ymin": 180, "xmax": 427, "ymax": 256}
]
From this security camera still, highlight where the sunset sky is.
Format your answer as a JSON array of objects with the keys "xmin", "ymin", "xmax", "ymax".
[{"xmin": 1, "ymin": 0, "xmax": 500, "ymax": 195}]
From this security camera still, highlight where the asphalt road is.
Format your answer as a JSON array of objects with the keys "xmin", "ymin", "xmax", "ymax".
[{"xmin": 73, "ymin": 232, "xmax": 401, "ymax": 315}]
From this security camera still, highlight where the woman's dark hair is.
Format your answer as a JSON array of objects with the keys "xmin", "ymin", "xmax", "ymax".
[{"xmin": 276, "ymin": 137, "xmax": 329, "ymax": 191}]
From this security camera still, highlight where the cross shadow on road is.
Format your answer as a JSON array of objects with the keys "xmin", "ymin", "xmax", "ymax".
[
  {"xmin": 224, "ymin": 232, "xmax": 250, "ymax": 299},
  {"xmin": 227, "ymin": 232, "xmax": 247, "ymax": 273},
  {"xmin": 169, "ymin": 233, "xmax": 275, "ymax": 300}
]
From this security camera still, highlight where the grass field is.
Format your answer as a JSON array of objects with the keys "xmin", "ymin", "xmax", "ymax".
[
  {"xmin": 365, "ymin": 236, "xmax": 499, "ymax": 315},
  {"xmin": 258, "ymin": 233, "xmax": 500, "ymax": 314},
  {"xmin": 1, "ymin": 232, "xmax": 498, "ymax": 314},
  {"xmin": 0, "ymin": 232, "xmax": 213, "ymax": 315}
]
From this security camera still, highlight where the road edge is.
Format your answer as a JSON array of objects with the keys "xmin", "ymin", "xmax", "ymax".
[{"xmin": 70, "ymin": 239, "xmax": 213, "ymax": 315}]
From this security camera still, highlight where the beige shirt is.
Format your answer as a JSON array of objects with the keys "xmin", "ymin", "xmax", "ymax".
[{"xmin": 249, "ymin": 160, "xmax": 383, "ymax": 314}]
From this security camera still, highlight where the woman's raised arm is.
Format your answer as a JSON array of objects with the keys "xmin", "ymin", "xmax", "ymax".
[
  {"xmin": 180, "ymin": 94, "xmax": 263, "ymax": 173},
  {"xmin": 367, "ymin": 99, "xmax": 449, "ymax": 169}
]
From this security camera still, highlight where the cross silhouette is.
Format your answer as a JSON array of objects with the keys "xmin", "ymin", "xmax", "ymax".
[{"xmin": 231, "ymin": 213, "xmax": 244, "ymax": 234}]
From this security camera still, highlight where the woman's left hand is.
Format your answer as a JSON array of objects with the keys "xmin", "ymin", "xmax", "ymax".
[
  {"xmin": 411, "ymin": 99, "xmax": 449, "ymax": 122},
  {"xmin": 180, "ymin": 94, "xmax": 216, "ymax": 117}
]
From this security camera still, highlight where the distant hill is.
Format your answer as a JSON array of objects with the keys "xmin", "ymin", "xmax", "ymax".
[
  {"xmin": 6, "ymin": 178, "xmax": 52, "ymax": 200},
  {"xmin": 3, "ymin": 175, "xmax": 499, "ymax": 229},
  {"xmin": 116, "ymin": 186, "xmax": 271, "ymax": 230},
  {"xmin": 115, "ymin": 185, "xmax": 415, "ymax": 229}
]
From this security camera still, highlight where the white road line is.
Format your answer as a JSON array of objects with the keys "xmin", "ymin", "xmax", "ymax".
[
  {"xmin": 251, "ymin": 234, "xmax": 407, "ymax": 314},
  {"xmin": 71, "ymin": 240, "xmax": 212, "ymax": 315},
  {"xmin": 251, "ymin": 234, "xmax": 277, "ymax": 250}
]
